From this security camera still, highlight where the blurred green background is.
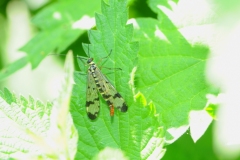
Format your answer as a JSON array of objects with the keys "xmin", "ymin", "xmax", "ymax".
[{"xmin": 1, "ymin": 0, "xmax": 240, "ymax": 159}]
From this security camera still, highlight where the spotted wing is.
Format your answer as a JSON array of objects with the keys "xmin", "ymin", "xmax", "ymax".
[
  {"xmin": 86, "ymin": 70, "xmax": 100, "ymax": 120},
  {"xmin": 94, "ymin": 66, "xmax": 128, "ymax": 112}
]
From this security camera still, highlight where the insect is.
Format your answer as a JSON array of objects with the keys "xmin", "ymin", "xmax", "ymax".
[{"xmin": 85, "ymin": 56, "xmax": 128, "ymax": 120}]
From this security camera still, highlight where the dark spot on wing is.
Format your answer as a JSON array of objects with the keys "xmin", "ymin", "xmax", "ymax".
[
  {"xmin": 86, "ymin": 97, "xmax": 99, "ymax": 107},
  {"xmin": 120, "ymin": 103, "xmax": 128, "ymax": 112},
  {"xmin": 86, "ymin": 101, "xmax": 94, "ymax": 107},
  {"xmin": 106, "ymin": 100, "xmax": 111, "ymax": 105},
  {"xmin": 98, "ymin": 88, "xmax": 104, "ymax": 93},
  {"xmin": 113, "ymin": 93, "xmax": 122, "ymax": 98},
  {"xmin": 87, "ymin": 112, "xmax": 97, "ymax": 120},
  {"xmin": 96, "ymin": 83, "xmax": 101, "ymax": 88},
  {"xmin": 102, "ymin": 94, "xmax": 111, "ymax": 99}
]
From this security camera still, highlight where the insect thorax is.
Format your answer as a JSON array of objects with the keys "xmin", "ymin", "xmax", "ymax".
[
  {"xmin": 89, "ymin": 63, "xmax": 97, "ymax": 73},
  {"xmin": 87, "ymin": 57, "xmax": 94, "ymax": 64}
]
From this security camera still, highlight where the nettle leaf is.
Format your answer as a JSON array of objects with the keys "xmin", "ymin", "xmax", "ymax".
[
  {"xmin": 70, "ymin": 0, "xmax": 164, "ymax": 159},
  {"xmin": 0, "ymin": 88, "xmax": 51, "ymax": 159},
  {"xmin": 72, "ymin": 74, "xmax": 164, "ymax": 159},
  {"xmin": 20, "ymin": 0, "xmax": 100, "ymax": 69},
  {"xmin": 134, "ymin": 0, "xmax": 212, "ymax": 143},
  {"xmin": 0, "ymin": 52, "xmax": 77, "ymax": 159},
  {"xmin": 21, "ymin": 0, "xmax": 100, "ymax": 68},
  {"xmin": 0, "ymin": 0, "xmax": 101, "ymax": 80},
  {"xmin": 0, "ymin": 57, "xmax": 28, "ymax": 80}
]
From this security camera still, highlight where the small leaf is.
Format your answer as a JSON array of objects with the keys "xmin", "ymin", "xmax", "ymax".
[
  {"xmin": 0, "ymin": 57, "xmax": 28, "ymax": 81},
  {"xmin": 6, "ymin": 0, "xmax": 101, "ymax": 73},
  {"xmin": 0, "ymin": 89, "xmax": 51, "ymax": 159},
  {"xmin": 205, "ymin": 94, "xmax": 220, "ymax": 119},
  {"xmin": 0, "ymin": 51, "xmax": 77, "ymax": 159}
]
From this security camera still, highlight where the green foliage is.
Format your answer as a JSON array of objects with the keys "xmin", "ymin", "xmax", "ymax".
[
  {"xmin": 71, "ymin": 0, "xmax": 163, "ymax": 159},
  {"xmin": 0, "ymin": 52, "xmax": 77, "ymax": 159},
  {"xmin": 134, "ymin": 17, "xmax": 210, "ymax": 141},
  {"xmin": 0, "ymin": 0, "xmax": 101, "ymax": 79},
  {"xmin": 20, "ymin": 0, "xmax": 101, "ymax": 69},
  {"xmin": 72, "ymin": 72, "xmax": 164, "ymax": 159},
  {"xmin": 0, "ymin": 0, "xmax": 219, "ymax": 159}
]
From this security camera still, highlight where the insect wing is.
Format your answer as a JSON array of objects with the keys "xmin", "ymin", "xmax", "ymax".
[
  {"xmin": 94, "ymin": 66, "xmax": 128, "ymax": 112},
  {"xmin": 86, "ymin": 70, "xmax": 100, "ymax": 120}
]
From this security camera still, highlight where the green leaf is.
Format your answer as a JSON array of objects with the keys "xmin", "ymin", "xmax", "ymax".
[
  {"xmin": 0, "ymin": 51, "xmax": 77, "ymax": 159},
  {"xmin": 72, "ymin": 72, "xmax": 164, "ymax": 159},
  {"xmin": 204, "ymin": 94, "xmax": 219, "ymax": 120},
  {"xmin": 0, "ymin": 57, "xmax": 28, "ymax": 81},
  {"xmin": 0, "ymin": 88, "xmax": 51, "ymax": 159},
  {"xmin": 70, "ymin": 0, "xmax": 164, "ymax": 159},
  {"xmin": 134, "ymin": 3, "xmax": 212, "ymax": 143},
  {"xmin": 20, "ymin": 0, "xmax": 101, "ymax": 69},
  {"xmin": 148, "ymin": 0, "xmax": 174, "ymax": 13}
]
